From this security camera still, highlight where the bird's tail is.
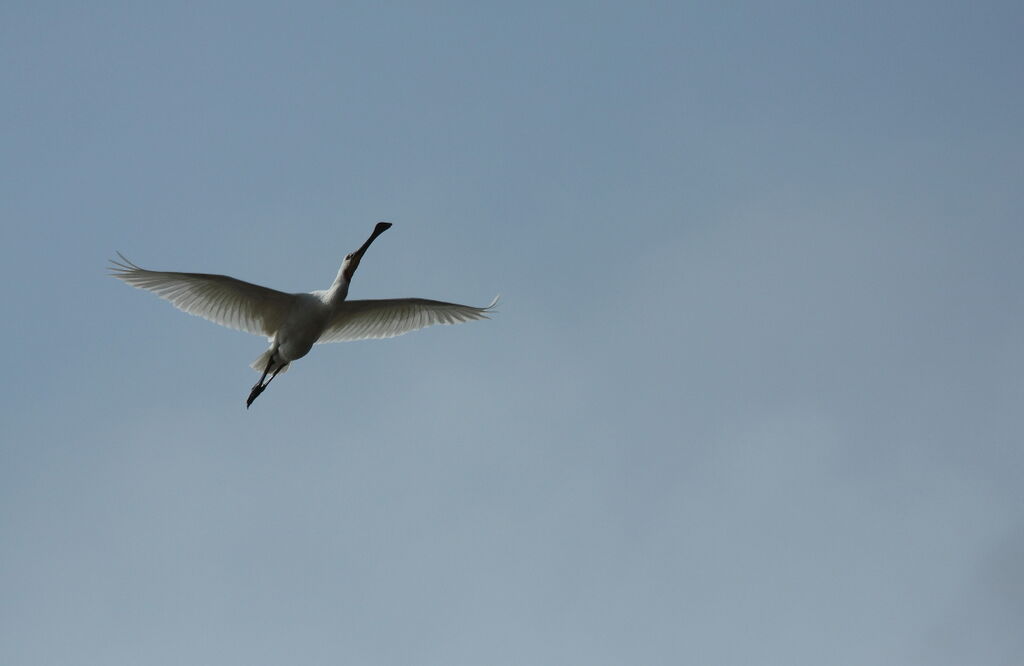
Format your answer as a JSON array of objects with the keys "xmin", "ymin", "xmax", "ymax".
[{"xmin": 250, "ymin": 348, "xmax": 290, "ymax": 374}]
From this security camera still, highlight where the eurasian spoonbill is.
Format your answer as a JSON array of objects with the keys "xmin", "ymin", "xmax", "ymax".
[{"xmin": 110, "ymin": 223, "xmax": 497, "ymax": 407}]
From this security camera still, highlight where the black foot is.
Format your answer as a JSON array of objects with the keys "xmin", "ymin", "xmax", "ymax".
[{"xmin": 246, "ymin": 384, "xmax": 265, "ymax": 409}]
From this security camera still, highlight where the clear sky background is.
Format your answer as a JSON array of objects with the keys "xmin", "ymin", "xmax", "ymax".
[{"xmin": 2, "ymin": 2, "xmax": 1022, "ymax": 664}]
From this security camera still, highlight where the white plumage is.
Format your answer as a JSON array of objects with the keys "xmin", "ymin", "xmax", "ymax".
[
  {"xmin": 110, "ymin": 223, "xmax": 497, "ymax": 407},
  {"xmin": 318, "ymin": 297, "xmax": 500, "ymax": 342}
]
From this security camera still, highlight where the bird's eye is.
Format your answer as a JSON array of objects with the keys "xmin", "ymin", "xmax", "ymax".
[{"xmin": 345, "ymin": 253, "xmax": 353, "ymax": 260}]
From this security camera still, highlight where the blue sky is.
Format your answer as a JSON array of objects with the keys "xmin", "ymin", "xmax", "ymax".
[{"xmin": 2, "ymin": 2, "xmax": 1023, "ymax": 664}]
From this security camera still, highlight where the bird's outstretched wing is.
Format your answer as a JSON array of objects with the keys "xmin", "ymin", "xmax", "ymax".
[
  {"xmin": 109, "ymin": 253, "xmax": 294, "ymax": 337},
  {"xmin": 317, "ymin": 296, "xmax": 499, "ymax": 343}
]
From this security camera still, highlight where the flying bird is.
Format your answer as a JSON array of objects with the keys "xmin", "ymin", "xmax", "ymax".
[{"xmin": 110, "ymin": 222, "xmax": 497, "ymax": 408}]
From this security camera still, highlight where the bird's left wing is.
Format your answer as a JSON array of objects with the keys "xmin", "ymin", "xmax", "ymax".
[
  {"xmin": 109, "ymin": 253, "xmax": 294, "ymax": 336},
  {"xmin": 317, "ymin": 296, "xmax": 499, "ymax": 343}
]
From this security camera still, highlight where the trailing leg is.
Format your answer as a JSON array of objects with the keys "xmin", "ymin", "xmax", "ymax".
[{"xmin": 246, "ymin": 354, "xmax": 276, "ymax": 409}]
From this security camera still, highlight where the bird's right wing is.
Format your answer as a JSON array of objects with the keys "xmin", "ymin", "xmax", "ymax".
[
  {"xmin": 318, "ymin": 296, "xmax": 499, "ymax": 343},
  {"xmin": 109, "ymin": 253, "xmax": 294, "ymax": 337}
]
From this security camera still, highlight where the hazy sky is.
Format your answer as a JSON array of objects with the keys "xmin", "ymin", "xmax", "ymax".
[{"xmin": 2, "ymin": 2, "xmax": 1022, "ymax": 664}]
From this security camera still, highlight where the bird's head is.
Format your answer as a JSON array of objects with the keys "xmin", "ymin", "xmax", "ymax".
[{"xmin": 342, "ymin": 221, "xmax": 392, "ymax": 282}]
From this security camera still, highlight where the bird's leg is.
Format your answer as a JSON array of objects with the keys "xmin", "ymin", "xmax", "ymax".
[
  {"xmin": 256, "ymin": 355, "xmax": 274, "ymax": 388},
  {"xmin": 263, "ymin": 364, "xmax": 285, "ymax": 388},
  {"xmin": 246, "ymin": 356, "xmax": 276, "ymax": 409}
]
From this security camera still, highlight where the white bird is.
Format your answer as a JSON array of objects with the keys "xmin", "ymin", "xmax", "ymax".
[{"xmin": 110, "ymin": 222, "xmax": 498, "ymax": 408}]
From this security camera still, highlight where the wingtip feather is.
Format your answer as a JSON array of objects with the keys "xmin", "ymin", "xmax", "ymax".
[{"xmin": 108, "ymin": 251, "xmax": 143, "ymax": 276}]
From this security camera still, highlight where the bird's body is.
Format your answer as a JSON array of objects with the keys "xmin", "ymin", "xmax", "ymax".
[
  {"xmin": 269, "ymin": 292, "xmax": 331, "ymax": 367},
  {"xmin": 110, "ymin": 223, "xmax": 497, "ymax": 407}
]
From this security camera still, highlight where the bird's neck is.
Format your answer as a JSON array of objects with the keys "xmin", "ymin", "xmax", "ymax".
[{"xmin": 326, "ymin": 276, "xmax": 350, "ymax": 306}]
